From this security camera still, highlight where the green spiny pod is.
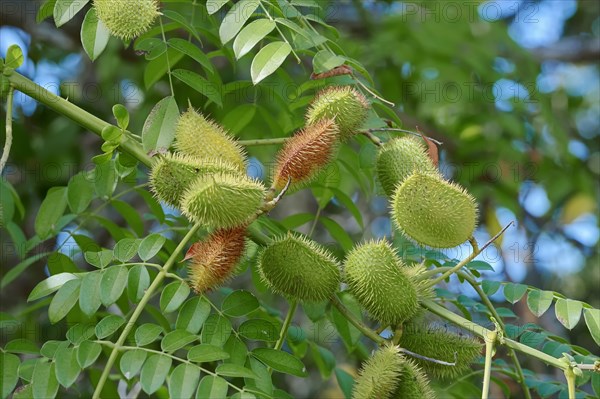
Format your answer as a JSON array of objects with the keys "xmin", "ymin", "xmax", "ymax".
[
  {"xmin": 351, "ymin": 345, "xmax": 404, "ymax": 399},
  {"xmin": 258, "ymin": 234, "xmax": 340, "ymax": 302},
  {"xmin": 343, "ymin": 240, "xmax": 419, "ymax": 325},
  {"xmin": 376, "ymin": 136, "xmax": 438, "ymax": 197},
  {"xmin": 181, "ymin": 172, "xmax": 265, "ymax": 229},
  {"xmin": 93, "ymin": 0, "xmax": 159, "ymax": 41},
  {"xmin": 175, "ymin": 108, "xmax": 247, "ymax": 171},
  {"xmin": 272, "ymin": 118, "xmax": 339, "ymax": 191},
  {"xmin": 399, "ymin": 323, "xmax": 482, "ymax": 380},
  {"xmin": 392, "ymin": 359, "xmax": 436, "ymax": 399},
  {"xmin": 306, "ymin": 86, "xmax": 369, "ymax": 141},
  {"xmin": 392, "ymin": 173, "xmax": 477, "ymax": 248},
  {"xmin": 186, "ymin": 226, "xmax": 247, "ymax": 293},
  {"xmin": 149, "ymin": 153, "xmax": 239, "ymax": 207},
  {"xmin": 404, "ymin": 263, "xmax": 435, "ymax": 301}
]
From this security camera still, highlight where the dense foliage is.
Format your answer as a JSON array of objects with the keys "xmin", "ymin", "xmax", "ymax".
[{"xmin": 1, "ymin": 1, "xmax": 598, "ymax": 398}]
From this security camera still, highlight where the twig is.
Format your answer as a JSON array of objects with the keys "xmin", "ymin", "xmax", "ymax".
[
  {"xmin": 355, "ymin": 79, "xmax": 395, "ymax": 106},
  {"xmin": 359, "ymin": 130, "xmax": 383, "ymax": 146},
  {"xmin": 1, "ymin": 86, "xmax": 14, "ymax": 174},
  {"xmin": 330, "ymin": 295, "xmax": 385, "ymax": 345},
  {"xmin": 366, "ymin": 127, "xmax": 444, "ymax": 145},
  {"xmin": 399, "ymin": 348, "xmax": 457, "ymax": 367},
  {"xmin": 238, "ymin": 137, "xmax": 288, "ymax": 146}
]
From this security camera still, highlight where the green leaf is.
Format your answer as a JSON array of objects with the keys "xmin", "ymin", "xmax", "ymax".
[
  {"xmin": 176, "ymin": 297, "xmax": 211, "ymax": 334},
  {"xmin": 222, "ymin": 290, "xmax": 259, "ymax": 317},
  {"xmin": 160, "ymin": 281, "xmax": 190, "ymax": 313},
  {"xmin": 161, "ymin": 329, "xmax": 197, "ymax": 352},
  {"xmin": 32, "ymin": 360, "xmax": 59, "ymax": 399},
  {"xmin": 238, "ymin": 319, "xmax": 279, "ymax": 342},
  {"xmin": 1, "ymin": 352, "xmax": 20, "ymax": 399},
  {"xmin": 113, "ymin": 238, "xmax": 140, "ymax": 262},
  {"xmin": 94, "ymin": 160, "xmax": 117, "ymax": 199},
  {"xmin": 310, "ymin": 343, "xmax": 335, "ymax": 378},
  {"xmin": 5, "ymin": 44, "xmax": 24, "ymax": 69},
  {"xmin": 196, "ymin": 375, "xmax": 228, "ymax": 399},
  {"xmin": 48, "ymin": 278, "xmax": 80, "ymax": 323},
  {"xmin": 80, "ymin": 8, "xmax": 109, "ymax": 61},
  {"xmin": 120, "ymin": 349, "xmax": 147, "ymax": 380},
  {"xmin": 188, "ymin": 344, "xmax": 231, "ymax": 363},
  {"xmin": 583, "ymin": 308, "xmax": 600, "ymax": 346},
  {"xmin": 206, "ymin": 0, "xmax": 229, "ymax": 14},
  {"xmin": 128, "ymin": 265, "xmax": 150, "ymax": 303},
  {"xmin": 53, "ymin": 0, "xmax": 89, "ymax": 27},
  {"xmin": 95, "ymin": 315, "xmax": 125, "ymax": 339},
  {"xmin": 54, "ymin": 347, "xmax": 81, "ymax": 388},
  {"xmin": 1, "ymin": 252, "xmax": 53, "ymax": 289},
  {"xmin": 503, "ymin": 283, "xmax": 528, "ymax": 304},
  {"xmin": 223, "ymin": 336, "xmax": 248, "ymax": 365},
  {"xmin": 28, "ymin": 273, "xmax": 78, "ymax": 302},
  {"xmin": 0, "ymin": 312, "xmax": 17, "ymax": 330},
  {"xmin": 245, "ymin": 356, "xmax": 273, "ymax": 397},
  {"xmin": 100, "ymin": 266, "xmax": 128, "ymax": 306},
  {"xmin": 330, "ymin": 292, "xmax": 361, "ymax": 350},
  {"xmin": 67, "ymin": 172, "xmax": 94, "ymax": 214},
  {"xmin": 168, "ymin": 38, "xmax": 214, "ymax": 74},
  {"xmin": 79, "ymin": 271, "xmax": 103, "ymax": 316},
  {"xmin": 554, "ymin": 299, "xmax": 583, "ymax": 330},
  {"xmin": 112, "ymin": 200, "xmax": 144, "ymax": 236},
  {"xmin": 35, "ymin": 187, "xmax": 67, "ymax": 239},
  {"xmin": 233, "ymin": 19, "xmax": 276, "ymax": 59},
  {"xmin": 140, "ymin": 354, "xmax": 172, "ymax": 395},
  {"xmin": 334, "ymin": 368, "xmax": 354, "ymax": 399},
  {"xmin": 219, "ymin": 0, "xmax": 260, "ymax": 44},
  {"xmin": 142, "ymin": 96, "xmax": 179, "ymax": 152},
  {"xmin": 135, "ymin": 323, "xmax": 163, "ymax": 346},
  {"xmin": 320, "ymin": 216, "xmax": 354, "ymax": 251},
  {"xmin": 77, "ymin": 341, "xmax": 102, "ymax": 369},
  {"xmin": 592, "ymin": 373, "xmax": 600, "ymax": 398},
  {"xmin": 201, "ymin": 314, "xmax": 232, "ymax": 347},
  {"xmin": 40, "ymin": 341, "xmax": 69, "ymax": 358},
  {"xmin": 112, "ymin": 104, "xmax": 129, "ymax": 129},
  {"xmin": 482, "ymin": 280, "xmax": 501, "ymax": 296},
  {"xmin": 526, "ymin": 289, "xmax": 554, "ymax": 317},
  {"xmin": 138, "ymin": 234, "xmax": 166, "ymax": 261},
  {"xmin": 5, "ymin": 339, "xmax": 39, "ymax": 355},
  {"xmin": 66, "ymin": 323, "xmax": 95, "ymax": 345},
  {"xmin": 281, "ymin": 213, "xmax": 314, "ymax": 230},
  {"xmin": 171, "ymin": 69, "xmax": 223, "ymax": 107},
  {"xmin": 312, "ymin": 49, "xmax": 345, "ymax": 74},
  {"xmin": 250, "ymin": 41, "xmax": 292, "ymax": 85},
  {"xmin": 84, "ymin": 249, "xmax": 113, "ymax": 268},
  {"xmin": 215, "ymin": 363, "xmax": 258, "ymax": 379},
  {"xmin": 169, "ymin": 363, "xmax": 201, "ymax": 399},
  {"xmin": 252, "ymin": 348, "xmax": 307, "ymax": 377}
]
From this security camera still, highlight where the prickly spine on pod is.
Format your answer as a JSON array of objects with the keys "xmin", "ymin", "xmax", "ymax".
[
  {"xmin": 257, "ymin": 234, "xmax": 341, "ymax": 302},
  {"xmin": 93, "ymin": 0, "xmax": 160, "ymax": 41},
  {"xmin": 175, "ymin": 108, "xmax": 247, "ymax": 171},
  {"xmin": 376, "ymin": 136, "xmax": 439, "ymax": 197},
  {"xmin": 186, "ymin": 226, "xmax": 247, "ymax": 293},
  {"xmin": 181, "ymin": 172, "xmax": 266, "ymax": 229},
  {"xmin": 272, "ymin": 118, "xmax": 339, "ymax": 191},
  {"xmin": 149, "ymin": 153, "xmax": 239, "ymax": 208},
  {"xmin": 391, "ymin": 358, "xmax": 437, "ymax": 399},
  {"xmin": 351, "ymin": 345, "xmax": 404, "ymax": 399},
  {"xmin": 343, "ymin": 240, "xmax": 420, "ymax": 325},
  {"xmin": 305, "ymin": 86, "xmax": 370, "ymax": 141},
  {"xmin": 399, "ymin": 323, "xmax": 482, "ymax": 380},
  {"xmin": 392, "ymin": 172, "xmax": 478, "ymax": 248}
]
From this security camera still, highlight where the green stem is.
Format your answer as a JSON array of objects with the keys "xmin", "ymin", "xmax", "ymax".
[
  {"xmin": 274, "ymin": 301, "xmax": 297, "ymax": 351},
  {"xmin": 92, "ymin": 224, "xmax": 201, "ymax": 399},
  {"xmin": 259, "ymin": 1, "xmax": 301, "ymax": 63},
  {"xmin": 422, "ymin": 299, "xmax": 567, "ymax": 370},
  {"xmin": 330, "ymin": 295, "xmax": 385, "ymax": 345},
  {"xmin": 159, "ymin": 17, "xmax": 175, "ymax": 96},
  {"xmin": 482, "ymin": 329, "xmax": 497, "ymax": 399},
  {"xmin": 3, "ymin": 70, "xmax": 151, "ymax": 167},
  {"xmin": 237, "ymin": 137, "xmax": 288, "ymax": 146},
  {"xmin": 564, "ymin": 367, "xmax": 576, "ymax": 399},
  {"xmin": 1, "ymin": 86, "xmax": 14, "ymax": 174}
]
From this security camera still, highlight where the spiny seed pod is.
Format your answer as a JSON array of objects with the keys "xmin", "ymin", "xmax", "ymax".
[
  {"xmin": 306, "ymin": 86, "xmax": 369, "ymax": 141},
  {"xmin": 272, "ymin": 119, "xmax": 339, "ymax": 191},
  {"xmin": 149, "ymin": 153, "xmax": 239, "ymax": 207},
  {"xmin": 93, "ymin": 0, "xmax": 159, "ymax": 41},
  {"xmin": 258, "ymin": 234, "xmax": 340, "ymax": 302},
  {"xmin": 186, "ymin": 226, "xmax": 247, "ymax": 293},
  {"xmin": 392, "ymin": 359, "xmax": 436, "ymax": 399},
  {"xmin": 376, "ymin": 136, "xmax": 439, "ymax": 197},
  {"xmin": 351, "ymin": 345, "xmax": 404, "ymax": 399},
  {"xmin": 392, "ymin": 173, "xmax": 477, "ymax": 248},
  {"xmin": 399, "ymin": 323, "xmax": 482, "ymax": 380},
  {"xmin": 404, "ymin": 263, "xmax": 435, "ymax": 301},
  {"xmin": 181, "ymin": 172, "xmax": 265, "ymax": 229},
  {"xmin": 175, "ymin": 108, "xmax": 247, "ymax": 171},
  {"xmin": 344, "ymin": 240, "xmax": 419, "ymax": 325}
]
